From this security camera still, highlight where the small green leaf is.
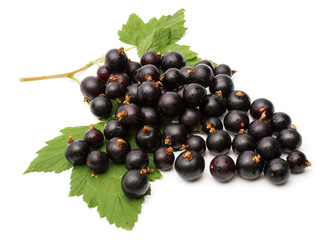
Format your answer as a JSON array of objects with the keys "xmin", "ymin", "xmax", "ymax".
[{"xmin": 118, "ymin": 13, "xmax": 146, "ymax": 46}]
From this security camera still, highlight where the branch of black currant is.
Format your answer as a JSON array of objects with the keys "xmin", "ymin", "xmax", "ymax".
[{"xmin": 19, "ymin": 46, "xmax": 136, "ymax": 83}]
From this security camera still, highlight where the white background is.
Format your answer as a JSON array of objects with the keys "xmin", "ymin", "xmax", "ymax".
[{"xmin": 1, "ymin": 0, "xmax": 320, "ymax": 239}]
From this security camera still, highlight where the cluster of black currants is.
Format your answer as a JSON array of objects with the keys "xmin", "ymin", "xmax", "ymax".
[{"xmin": 67, "ymin": 47, "xmax": 311, "ymax": 200}]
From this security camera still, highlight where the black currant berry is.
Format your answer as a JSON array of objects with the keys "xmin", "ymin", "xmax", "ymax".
[
  {"xmin": 105, "ymin": 47, "xmax": 128, "ymax": 72},
  {"xmin": 256, "ymin": 137, "xmax": 281, "ymax": 161},
  {"xmin": 116, "ymin": 103, "xmax": 142, "ymax": 127},
  {"xmin": 121, "ymin": 169, "xmax": 149, "ymax": 198},
  {"xmin": 264, "ymin": 158, "xmax": 290, "ymax": 185},
  {"xmin": 106, "ymin": 137, "xmax": 131, "ymax": 164},
  {"xmin": 181, "ymin": 136, "xmax": 206, "ymax": 155},
  {"xmin": 195, "ymin": 60, "xmax": 215, "ymax": 72},
  {"xmin": 209, "ymin": 155, "xmax": 236, "ymax": 182},
  {"xmin": 209, "ymin": 74, "xmax": 234, "ymax": 97},
  {"xmin": 86, "ymin": 151, "xmax": 109, "ymax": 173},
  {"xmin": 236, "ymin": 151, "xmax": 264, "ymax": 180},
  {"xmin": 286, "ymin": 150, "xmax": 311, "ymax": 173},
  {"xmin": 226, "ymin": 90, "xmax": 251, "ymax": 112},
  {"xmin": 137, "ymin": 64, "xmax": 160, "ymax": 82},
  {"xmin": 105, "ymin": 81, "xmax": 125, "ymax": 99},
  {"xmin": 192, "ymin": 64, "xmax": 214, "ymax": 87},
  {"xmin": 141, "ymin": 106, "xmax": 162, "ymax": 127},
  {"xmin": 97, "ymin": 65, "xmax": 112, "ymax": 84},
  {"xmin": 124, "ymin": 83, "xmax": 140, "ymax": 104},
  {"xmin": 175, "ymin": 151, "xmax": 205, "ymax": 181},
  {"xmin": 125, "ymin": 60, "xmax": 141, "ymax": 78},
  {"xmin": 107, "ymin": 73, "xmax": 131, "ymax": 90},
  {"xmin": 276, "ymin": 125, "xmax": 302, "ymax": 153},
  {"xmin": 206, "ymin": 130, "xmax": 231, "ymax": 155},
  {"xmin": 180, "ymin": 66, "xmax": 194, "ymax": 84},
  {"xmin": 247, "ymin": 118, "xmax": 272, "ymax": 141},
  {"xmin": 125, "ymin": 149, "xmax": 149, "ymax": 170},
  {"xmin": 138, "ymin": 80, "xmax": 161, "ymax": 106},
  {"xmin": 90, "ymin": 94, "xmax": 113, "ymax": 119},
  {"xmin": 163, "ymin": 123, "xmax": 188, "ymax": 149},
  {"xmin": 232, "ymin": 133, "xmax": 256, "ymax": 154},
  {"xmin": 202, "ymin": 117, "xmax": 223, "ymax": 135},
  {"xmin": 179, "ymin": 107, "xmax": 202, "ymax": 133},
  {"xmin": 65, "ymin": 137, "xmax": 90, "ymax": 165},
  {"xmin": 271, "ymin": 112, "xmax": 292, "ymax": 133},
  {"xmin": 223, "ymin": 110, "xmax": 249, "ymax": 135},
  {"xmin": 250, "ymin": 98, "xmax": 274, "ymax": 119},
  {"xmin": 157, "ymin": 91, "xmax": 184, "ymax": 117},
  {"xmin": 160, "ymin": 68, "xmax": 182, "ymax": 90},
  {"xmin": 135, "ymin": 125, "xmax": 162, "ymax": 152},
  {"xmin": 141, "ymin": 51, "xmax": 162, "ymax": 68},
  {"xmin": 153, "ymin": 147, "xmax": 175, "ymax": 171},
  {"xmin": 161, "ymin": 51, "xmax": 186, "ymax": 72},
  {"xmin": 200, "ymin": 94, "xmax": 226, "ymax": 117},
  {"xmin": 214, "ymin": 64, "xmax": 233, "ymax": 77},
  {"xmin": 84, "ymin": 124, "xmax": 104, "ymax": 148},
  {"xmin": 80, "ymin": 76, "xmax": 106, "ymax": 101},
  {"xmin": 103, "ymin": 119, "xmax": 128, "ymax": 140},
  {"xmin": 183, "ymin": 83, "xmax": 206, "ymax": 108}
]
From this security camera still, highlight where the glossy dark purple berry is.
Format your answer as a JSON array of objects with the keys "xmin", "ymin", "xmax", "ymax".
[
  {"xmin": 206, "ymin": 130, "xmax": 231, "ymax": 155},
  {"xmin": 183, "ymin": 83, "xmax": 206, "ymax": 108},
  {"xmin": 209, "ymin": 155, "xmax": 236, "ymax": 182},
  {"xmin": 271, "ymin": 112, "xmax": 292, "ymax": 133},
  {"xmin": 138, "ymin": 81, "xmax": 161, "ymax": 106},
  {"xmin": 276, "ymin": 126, "xmax": 302, "ymax": 153},
  {"xmin": 135, "ymin": 126, "xmax": 162, "ymax": 152},
  {"xmin": 236, "ymin": 151, "xmax": 264, "ymax": 180},
  {"xmin": 202, "ymin": 117, "xmax": 223, "ymax": 135},
  {"xmin": 125, "ymin": 60, "xmax": 141, "ymax": 78},
  {"xmin": 161, "ymin": 51, "xmax": 186, "ymax": 72},
  {"xmin": 214, "ymin": 64, "xmax": 233, "ymax": 77},
  {"xmin": 181, "ymin": 136, "xmax": 206, "ymax": 155},
  {"xmin": 264, "ymin": 158, "xmax": 290, "ymax": 185},
  {"xmin": 175, "ymin": 150, "xmax": 205, "ymax": 181},
  {"xmin": 256, "ymin": 137, "xmax": 281, "ymax": 161},
  {"xmin": 80, "ymin": 76, "xmax": 106, "ymax": 101},
  {"xmin": 209, "ymin": 74, "xmax": 234, "ymax": 97},
  {"xmin": 107, "ymin": 73, "xmax": 130, "ymax": 90},
  {"xmin": 141, "ymin": 106, "xmax": 162, "ymax": 127},
  {"xmin": 223, "ymin": 110, "xmax": 249, "ymax": 135},
  {"xmin": 84, "ymin": 124, "xmax": 104, "ymax": 148},
  {"xmin": 137, "ymin": 64, "xmax": 160, "ymax": 82},
  {"xmin": 232, "ymin": 133, "xmax": 256, "ymax": 154},
  {"xmin": 200, "ymin": 94, "xmax": 226, "ymax": 117},
  {"xmin": 116, "ymin": 103, "xmax": 142, "ymax": 127},
  {"xmin": 195, "ymin": 60, "xmax": 215, "ymax": 72},
  {"xmin": 65, "ymin": 137, "xmax": 90, "ymax": 165},
  {"xmin": 121, "ymin": 169, "xmax": 149, "ymax": 198},
  {"xmin": 247, "ymin": 119, "xmax": 272, "ymax": 141},
  {"xmin": 105, "ymin": 81, "xmax": 124, "ymax": 99},
  {"xmin": 103, "ymin": 119, "xmax": 128, "ymax": 140},
  {"xmin": 286, "ymin": 150, "xmax": 311, "ymax": 173},
  {"xmin": 250, "ymin": 98, "xmax": 274, "ymax": 119},
  {"xmin": 86, "ymin": 151, "xmax": 109, "ymax": 173},
  {"xmin": 192, "ymin": 64, "xmax": 214, "ymax": 87},
  {"xmin": 106, "ymin": 137, "xmax": 131, "ymax": 164},
  {"xmin": 153, "ymin": 147, "xmax": 175, "ymax": 171},
  {"xmin": 157, "ymin": 91, "xmax": 184, "ymax": 117},
  {"xmin": 179, "ymin": 107, "xmax": 202, "ymax": 133},
  {"xmin": 160, "ymin": 68, "xmax": 182, "ymax": 90},
  {"xmin": 105, "ymin": 47, "xmax": 128, "ymax": 72},
  {"xmin": 226, "ymin": 90, "xmax": 251, "ymax": 112},
  {"xmin": 180, "ymin": 66, "xmax": 194, "ymax": 84},
  {"xmin": 89, "ymin": 94, "xmax": 113, "ymax": 119},
  {"xmin": 97, "ymin": 65, "xmax": 112, "ymax": 84},
  {"xmin": 141, "ymin": 51, "xmax": 162, "ymax": 68},
  {"xmin": 125, "ymin": 149, "xmax": 149, "ymax": 170},
  {"xmin": 163, "ymin": 123, "xmax": 188, "ymax": 149},
  {"xmin": 124, "ymin": 83, "xmax": 140, "ymax": 104}
]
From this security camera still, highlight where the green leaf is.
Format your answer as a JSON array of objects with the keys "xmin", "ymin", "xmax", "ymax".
[
  {"xmin": 137, "ymin": 27, "xmax": 171, "ymax": 57},
  {"xmin": 118, "ymin": 13, "xmax": 146, "ymax": 46}
]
